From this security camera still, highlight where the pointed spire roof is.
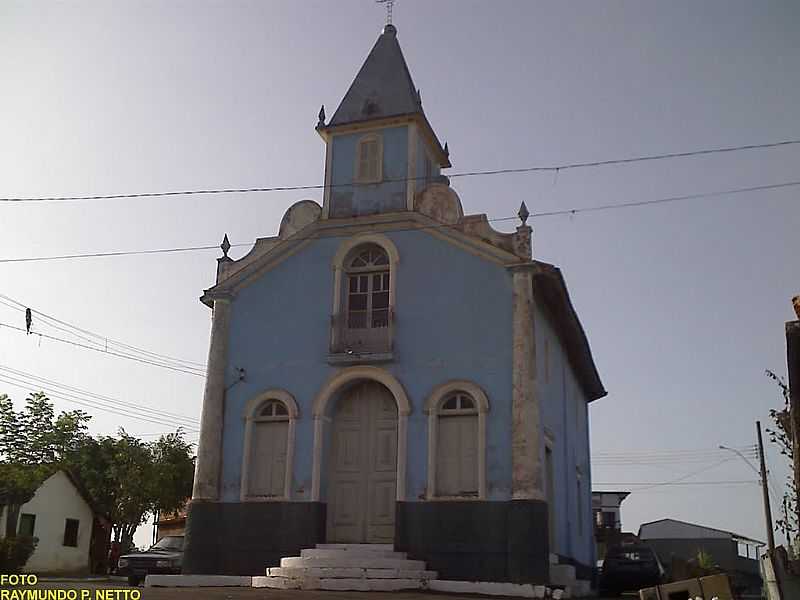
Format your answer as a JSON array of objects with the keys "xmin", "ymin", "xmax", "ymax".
[
  {"xmin": 320, "ymin": 24, "xmax": 450, "ymax": 167},
  {"xmin": 329, "ymin": 24, "xmax": 420, "ymax": 126}
]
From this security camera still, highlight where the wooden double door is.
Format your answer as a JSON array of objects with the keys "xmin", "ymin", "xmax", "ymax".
[{"xmin": 327, "ymin": 381, "xmax": 397, "ymax": 543}]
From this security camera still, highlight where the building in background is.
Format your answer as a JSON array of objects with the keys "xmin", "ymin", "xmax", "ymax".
[
  {"xmin": 183, "ymin": 22, "xmax": 606, "ymax": 590},
  {"xmin": 592, "ymin": 490, "xmax": 631, "ymax": 561},
  {"xmin": 638, "ymin": 518, "xmax": 763, "ymax": 593},
  {"xmin": 155, "ymin": 505, "xmax": 188, "ymax": 541},
  {"xmin": 0, "ymin": 470, "xmax": 108, "ymax": 575}
]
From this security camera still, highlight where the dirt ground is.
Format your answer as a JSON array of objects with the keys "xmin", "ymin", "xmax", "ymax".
[{"xmin": 18, "ymin": 580, "xmax": 617, "ymax": 599}]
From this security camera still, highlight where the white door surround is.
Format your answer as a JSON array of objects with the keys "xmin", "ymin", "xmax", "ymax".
[{"xmin": 311, "ymin": 366, "xmax": 410, "ymax": 503}]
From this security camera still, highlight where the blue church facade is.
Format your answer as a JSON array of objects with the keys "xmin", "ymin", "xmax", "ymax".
[{"xmin": 184, "ymin": 24, "xmax": 605, "ymax": 585}]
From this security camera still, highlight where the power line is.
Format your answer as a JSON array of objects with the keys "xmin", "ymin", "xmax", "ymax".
[
  {"xmin": 602, "ymin": 457, "xmax": 738, "ymax": 493},
  {"xmin": 0, "ymin": 363, "xmax": 199, "ymax": 427},
  {"xmin": 2, "ymin": 139, "xmax": 798, "ymax": 203},
  {"xmin": 0, "ymin": 321, "xmax": 205, "ymax": 377},
  {"xmin": 1, "ymin": 179, "xmax": 798, "ymax": 265},
  {"xmin": 0, "ymin": 373, "xmax": 198, "ymax": 430},
  {"xmin": 0, "ymin": 293, "xmax": 207, "ymax": 371}
]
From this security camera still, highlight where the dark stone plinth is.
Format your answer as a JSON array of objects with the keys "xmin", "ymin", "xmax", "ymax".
[
  {"xmin": 395, "ymin": 499, "xmax": 549, "ymax": 584},
  {"xmin": 182, "ymin": 501, "xmax": 325, "ymax": 575}
]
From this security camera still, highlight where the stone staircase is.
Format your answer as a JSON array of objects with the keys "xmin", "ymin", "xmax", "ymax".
[{"xmin": 253, "ymin": 543, "xmax": 438, "ymax": 591}]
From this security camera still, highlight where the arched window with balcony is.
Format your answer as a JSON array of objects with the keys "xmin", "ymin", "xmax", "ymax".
[{"xmin": 330, "ymin": 235, "xmax": 399, "ymax": 358}]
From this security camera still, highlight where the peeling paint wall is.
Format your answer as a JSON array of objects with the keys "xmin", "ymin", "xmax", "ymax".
[
  {"xmin": 536, "ymin": 302, "xmax": 594, "ymax": 567},
  {"xmin": 329, "ymin": 126, "xmax": 409, "ymax": 217}
]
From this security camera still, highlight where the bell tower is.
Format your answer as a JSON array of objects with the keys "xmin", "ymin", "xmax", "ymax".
[{"xmin": 316, "ymin": 24, "xmax": 450, "ymax": 219}]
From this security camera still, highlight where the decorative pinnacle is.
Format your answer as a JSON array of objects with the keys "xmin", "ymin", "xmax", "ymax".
[
  {"xmin": 518, "ymin": 202, "xmax": 530, "ymax": 226},
  {"xmin": 220, "ymin": 234, "xmax": 231, "ymax": 258},
  {"xmin": 416, "ymin": 88, "xmax": 422, "ymax": 105},
  {"xmin": 444, "ymin": 142, "xmax": 449, "ymax": 156},
  {"xmin": 317, "ymin": 105, "xmax": 326, "ymax": 128}
]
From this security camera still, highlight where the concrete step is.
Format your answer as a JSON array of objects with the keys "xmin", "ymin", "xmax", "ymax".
[
  {"xmin": 301, "ymin": 548, "xmax": 406, "ymax": 559},
  {"xmin": 253, "ymin": 576, "xmax": 426, "ymax": 591},
  {"xmin": 281, "ymin": 556, "xmax": 425, "ymax": 570},
  {"xmin": 315, "ymin": 543, "xmax": 394, "ymax": 551},
  {"xmin": 267, "ymin": 566, "xmax": 437, "ymax": 580}
]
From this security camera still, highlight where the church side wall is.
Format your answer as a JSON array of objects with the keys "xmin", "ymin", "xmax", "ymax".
[{"xmin": 536, "ymin": 301, "xmax": 595, "ymax": 574}]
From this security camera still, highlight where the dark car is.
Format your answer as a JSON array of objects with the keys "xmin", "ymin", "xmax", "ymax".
[
  {"xmin": 599, "ymin": 543, "xmax": 665, "ymax": 596},
  {"xmin": 116, "ymin": 535, "xmax": 184, "ymax": 586}
]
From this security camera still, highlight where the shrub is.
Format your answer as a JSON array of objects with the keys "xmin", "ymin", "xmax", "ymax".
[{"xmin": 0, "ymin": 536, "xmax": 38, "ymax": 573}]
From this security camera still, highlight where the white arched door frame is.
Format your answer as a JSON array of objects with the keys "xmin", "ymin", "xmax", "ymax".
[{"xmin": 310, "ymin": 366, "xmax": 410, "ymax": 502}]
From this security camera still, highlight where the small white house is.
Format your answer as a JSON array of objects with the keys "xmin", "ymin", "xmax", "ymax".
[{"xmin": 0, "ymin": 470, "xmax": 96, "ymax": 575}]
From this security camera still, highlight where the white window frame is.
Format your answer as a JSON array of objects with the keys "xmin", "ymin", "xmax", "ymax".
[
  {"xmin": 240, "ymin": 389, "xmax": 298, "ymax": 502},
  {"xmin": 344, "ymin": 244, "xmax": 391, "ymax": 330},
  {"xmin": 331, "ymin": 233, "xmax": 399, "ymax": 354},
  {"xmin": 354, "ymin": 133, "xmax": 383, "ymax": 184},
  {"xmin": 424, "ymin": 380, "xmax": 489, "ymax": 500}
]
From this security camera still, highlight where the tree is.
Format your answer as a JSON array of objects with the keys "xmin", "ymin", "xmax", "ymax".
[
  {"xmin": 64, "ymin": 429, "xmax": 194, "ymax": 552},
  {"xmin": 766, "ymin": 369, "xmax": 798, "ymax": 556},
  {"xmin": 0, "ymin": 392, "xmax": 90, "ymax": 464},
  {"xmin": 0, "ymin": 391, "xmax": 194, "ymax": 553}
]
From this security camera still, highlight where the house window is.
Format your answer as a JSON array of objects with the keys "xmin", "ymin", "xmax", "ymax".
[
  {"xmin": 346, "ymin": 245, "xmax": 390, "ymax": 330},
  {"xmin": 247, "ymin": 400, "xmax": 290, "ymax": 498},
  {"xmin": 241, "ymin": 390, "xmax": 298, "ymax": 502},
  {"xmin": 18, "ymin": 514, "xmax": 35, "ymax": 537},
  {"xmin": 63, "ymin": 518, "xmax": 79, "ymax": 547},
  {"xmin": 436, "ymin": 392, "xmax": 479, "ymax": 497},
  {"xmin": 356, "ymin": 134, "xmax": 382, "ymax": 183},
  {"xmin": 602, "ymin": 510, "xmax": 616, "ymax": 529}
]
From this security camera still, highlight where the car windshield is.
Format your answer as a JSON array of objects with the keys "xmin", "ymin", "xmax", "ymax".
[{"xmin": 150, "ymin": 536, "xmax": 184, "ymax": 551}]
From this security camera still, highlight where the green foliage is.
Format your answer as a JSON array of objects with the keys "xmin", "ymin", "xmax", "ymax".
[
  {"xmin": 765, "ymin": 369, "xmax": 798, "ymax": 554},
  {"xmin": 0, "ymin": 536, "xmax": 38, "ymax": 573},
  {"xmin": 695, "ymin": 549, "xmax": 716, "ymax": 571},
  {"xmin": 0, "ymin": 392, "xmax": 90, "ymax": 464},
  {"xmin": 0, "ymin": 391, "xmax": 194, "ymax": 550}
]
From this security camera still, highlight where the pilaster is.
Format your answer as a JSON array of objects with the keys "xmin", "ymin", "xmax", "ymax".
[
  {"xmin": 510, "ymin": 264, "xmax": 544, "ymax": 500},
  {"xmin": 192, "ymin": 295, "xmax": 232, "ymax": 501}
]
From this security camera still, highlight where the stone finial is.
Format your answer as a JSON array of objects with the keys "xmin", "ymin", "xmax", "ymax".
[
  {"xmin": 793, "ymin": 295, "xmax": 800, "ymax": 319},
  {"xmin": 518, "ymin": 201, "xmax": 530, "ymax": 225},
  {"xmin": 220, "ymin": 234, "xmax": 231, "ymax": 258},
  {"xmin": 317, "ymin": 105, "xmax": 326, "ymax": 128}
]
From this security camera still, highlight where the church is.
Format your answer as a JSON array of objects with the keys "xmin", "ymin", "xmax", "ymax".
[{"xmin": 183, "ymin": 22, "xmax": 606, "ymax": 591}]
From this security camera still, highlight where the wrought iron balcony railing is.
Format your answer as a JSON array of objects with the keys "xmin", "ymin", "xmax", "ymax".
[{"xmin": 330, "ymin": 308, "xmax": 394, "ymax": 355}]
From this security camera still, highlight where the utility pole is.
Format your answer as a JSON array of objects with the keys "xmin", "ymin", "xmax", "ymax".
[
  {"xmin": 787, "ymin": 313, "xmax": 800, "ymax": 545},
  {"xmin": 757, "ymin": 420, "xmax": 776, "ymax": 553}
]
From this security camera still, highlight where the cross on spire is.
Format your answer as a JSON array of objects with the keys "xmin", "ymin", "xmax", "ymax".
[{"xmin": 376, "ymin": 0, "xmax": 395, "ymax": 26}]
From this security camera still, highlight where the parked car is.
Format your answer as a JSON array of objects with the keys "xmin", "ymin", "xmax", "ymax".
[
  {"xmin": 599, "ymin": 543, "xmax": 665, "ymax": 596},
  {"xmin": 116, "ymin": 535, "xmax": 184, "ymax": 586}
]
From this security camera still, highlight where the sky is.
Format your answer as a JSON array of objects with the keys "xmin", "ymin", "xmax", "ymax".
[{"xmin": 1, "ymin": 1, "xmax": 798, "ymax": 550}]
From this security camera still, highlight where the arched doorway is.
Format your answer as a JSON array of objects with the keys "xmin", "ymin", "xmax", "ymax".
[{"xmin": 326, "ymin": 381, "xmax": 397, "ymax": 543}]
